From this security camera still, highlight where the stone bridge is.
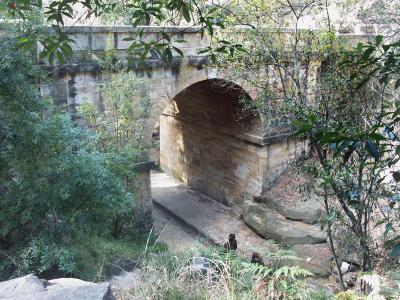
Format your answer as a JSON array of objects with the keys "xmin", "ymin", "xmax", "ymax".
[{"xmin": 42, "ymin": 26, "xmax": 310, "ymax": 214}]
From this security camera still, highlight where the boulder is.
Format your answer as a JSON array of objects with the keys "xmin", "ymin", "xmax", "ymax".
[
  {"xmin": 255, "ymin": 194, "xmax": 323, "ymax": 224},
  {"xmin": 0, "ymin": 274, "xmax": 46, "ymax": 298},
  {"xmin": 0, "ymin": 274, "xmax": 115, "ymax": 300},
  {"xmin": 243, "ymin": 201, "xmax": 326, "ymax": 246},
  {"xmin": 292, "ymin": 243, "xmax": 333, "ymax": 277}
]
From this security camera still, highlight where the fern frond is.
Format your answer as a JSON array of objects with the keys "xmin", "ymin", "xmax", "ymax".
[
  {"xmin": 242, "ymin": 261, "xmax": 273, "ymax": 277},
  {"xmin": 269, "ymin": 249, "xmax": 300, "ymax": 262},
  {"xmin": 274, "ymin": 265, "xmax": 314, "ymax": 280}
]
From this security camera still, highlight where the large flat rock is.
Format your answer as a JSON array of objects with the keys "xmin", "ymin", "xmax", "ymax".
[
  {"xmin": 0, "ymin": 275, "xmax": 115, "ymax": 300},
  {"xmin": 151, "ymin": 172, "xmax": 278, "ymax": 257},
  {"xmin": 255, "ymin": 194, "xmax": 324, "ymax": 224},
  {"xmin": 243, "ymin": 200, "xmax": 327, "ymax": 246}
]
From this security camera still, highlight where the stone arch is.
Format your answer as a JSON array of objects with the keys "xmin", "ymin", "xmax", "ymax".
[
  {"xmin": 145, "ymin": 66, "xmax": 262, "ymax": 149},
  {"xmin": 149, "ymin": 77, "xmax": 264, "ymax": 212},
  {"xmin": 144, "ymin": 67, "xmax": 216, "ymax": 146}
]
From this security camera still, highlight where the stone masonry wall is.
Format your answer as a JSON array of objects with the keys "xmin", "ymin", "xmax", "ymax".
[
  {"xmin": 159, "ymin": 80, "xmax": 306, "ymax": 212},
  {"xmin": 160, "ymin": 114, "xmax": 263, "ymax": 212}
]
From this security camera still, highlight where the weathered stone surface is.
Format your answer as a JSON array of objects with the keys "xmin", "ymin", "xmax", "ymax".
[
  {"xmin": 0, "ymin": 274, "xmax": 46, "ymax": 298},
  {"xmin": 292, "ymin": 243, "xmax": 333, "ymax": 277},
  {"xmin": 152, "ymin": 173, "xmax": 278, "ymax": 258},
  {"xmin": 153, "ymin": 202, "xmax": 209, "ymax": 253},
  {"xmin": 305, "ymin": 277, "xmax": 336, "ymax": 298},
  {"xmin": 243, "ymin": 200, "xmax": 326, "ymax": 245},
  {"xmin": 0, "ymin": 274, "xmax": 115, "ymax": 300},
  {"xmin": 46, "ymin": 278, "xmax": 114, "ymax": 299},
  {"xmin": 255, "ymin": 194, "xmax": 324, "ymax": 224},
  {"xmin": 339, "ymin": 251, "xmax": 363, "ymax": 267}
]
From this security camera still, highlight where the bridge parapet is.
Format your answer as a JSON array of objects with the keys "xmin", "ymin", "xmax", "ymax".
[{"xmin": 55, "ymin": 26, "xmax": 208, "ymax": 63}]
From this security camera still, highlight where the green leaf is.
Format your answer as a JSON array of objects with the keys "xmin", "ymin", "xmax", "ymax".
[
  {"xmin": 182, "ymin": 5, "xmax": 191, "ymax": 23},
  {"xmin": 163, "ymin": 48, "xmax": 172, "ymax": 62},
  {"xmin": 60, "ymin": 43, "xmax": 73, "ymax": 58},
  {"xmin": 56, "ymin": 50, "xmax": 65, "ymax": 64},
  {"xmin": 396, "ymin": 145, "xmax": 400, "ymax": 155},
  {"xmin": 382, "ymin": 44, "xmax": 390, "ymax": 53},
  {"xmin": 379, "ymin": 75, "xmax": 389, "ymax": 85},
  {"xmin": 362, "ymin": 47, "xmax": 374, "ymax": 60},
  {"xmin": 366, "ymin": 132, "xmax": 386, "ymax": 141},
  {"xmin": 210, "ymin": 53, "xmax": 217, "ymax": 64},
  {"xmin": 48, "ymin": 50, "xmax": 56, "ymax": 65},
  {"xmin": 172, "ymin": 46, "xmax": 183, "ymax": 57},
  {"xmin": 366, "ymin": 140, "xmax": 380, "ymax": 160},
  {"xmin": 161, "ymin": 32, "xmax": 171, "ymax": 42},
  {"xmin": 375, "ymin": 35, "xmax": 383, "ymax": 45}
]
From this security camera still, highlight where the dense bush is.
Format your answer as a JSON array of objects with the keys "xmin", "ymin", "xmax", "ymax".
[{"xmin": 0, "ymin": 30, "xmax": 139, "ymax": 280}]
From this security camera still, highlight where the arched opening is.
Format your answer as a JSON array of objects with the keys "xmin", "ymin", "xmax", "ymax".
[{"xmin": 151, "ymin": 79, "xmax": 263, "ymax": 213}]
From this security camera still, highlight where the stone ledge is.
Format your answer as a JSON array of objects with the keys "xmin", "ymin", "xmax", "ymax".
[
  {"xmin": 42, "ymin": 63, "xmax": 101, "ymax": 77},
  {"xmin": 52, "ymin": 25, "xmax": 376, "ymax": 37},
  {"xmin": 59, "ymin": 26, "xmax": 204, "ymax": 34},
  {"xmin": 244, "ymin": 129, "xmax": 295, "ymax": 146},
  {"xmin": 42, "ymin": 56, "xmax": 207, "ymax": 76}
]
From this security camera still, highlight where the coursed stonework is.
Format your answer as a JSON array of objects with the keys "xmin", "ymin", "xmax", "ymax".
[{"xmin": 43, "ymin": 26, "xmax": 309, "ymax": 214}]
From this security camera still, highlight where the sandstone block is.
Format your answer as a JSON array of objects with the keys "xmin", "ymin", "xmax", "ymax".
[
  {"xmin": 243, "ymin": 201, "xmax": 326, "ymax": 245},
  {"xmin": 255, "ymin": 194, "xmax": 324, "ymax": 224}
]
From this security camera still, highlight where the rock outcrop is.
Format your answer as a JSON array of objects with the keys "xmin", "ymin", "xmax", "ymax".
[
  {"xmin": 254, "ymin": 194, "xmax": 323, "ymax": 224},
  {"xmin": 244, "ymin": 200, "xmax": 326, "ymax": 245},
  {"xmin": 0, "ymin": 274, "xmax": 115, "ymax": 300},
  {"xmin": 240, "ymin": 169, "xmax": 335, "ymax": 277},
  {"xmin": 243, "ymin": 199, "xmax": 333, "ymax": 277}
]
